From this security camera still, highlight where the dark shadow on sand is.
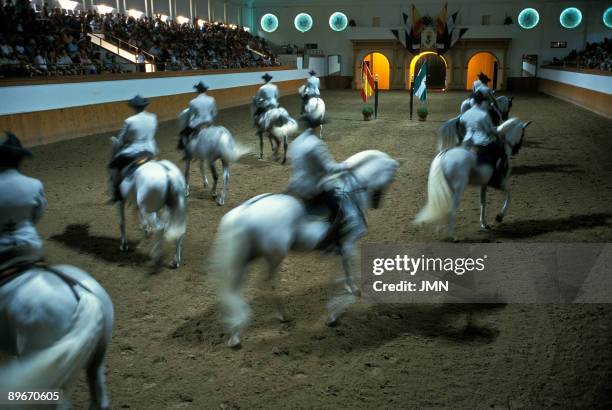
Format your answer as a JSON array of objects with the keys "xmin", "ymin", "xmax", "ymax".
[
  {"xmin": 512, "ymin": 163, "xmax": 584, "ymax": 175},
  {"xmin": 522, "ymin": 140, "xmax": 561, "ymax": 150},
  {"xmin": 493, "ymin": 213, "xmax": 612, "ymax": 239},
  {"xmin": 50, "ymin": 223, "xmax": 149, "ymax": 265},
  {"xmin": 169, "ymin": 282, "xmax": 504, "ymax": 353}
]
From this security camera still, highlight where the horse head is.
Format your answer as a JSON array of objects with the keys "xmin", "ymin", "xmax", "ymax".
[
  {"xmin": 343, "ymin": 150, "xmax": 399, "ymax": 209},
  {"xmin": 497, "ymin": 118, "xmax": 530, "ymax": 156}
]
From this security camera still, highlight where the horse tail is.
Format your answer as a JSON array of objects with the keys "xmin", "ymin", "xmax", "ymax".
[
  {"xmin": 0, "ymin": 292, "xmax": 104, "ymax": 390},
  {"xmin": 219, "ymin": 128, "xmax": 250, "ymax": 163},
  {"xmin": 161, "ymin": 161, "xmax": 187, "ymax": 241},
  {"xmin": 273, "ymin": 117, "xmax": 298, "ymax": 140},
  {"xmin": 414, "ymin": 153, "xmax": 453, "ymax": 225},
  {"xmin": 210, "ymin": 209, "xmax": 252, "ymax": 336},
  {"xmin": 437, "ymin": 117, "xmax": 460, "ymax": 152}
]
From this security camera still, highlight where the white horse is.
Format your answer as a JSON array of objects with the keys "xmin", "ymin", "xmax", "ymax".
[
  {"xmin": 0, "ymin": 265, "xmax": 114, "ymax": 409},
  {"xmin": 439, "ymin": 96, "xmax": 514, "ymax": 151},
  {"xmin": 178, "ymin": 109, "xmax": 249, "ymax": 205},
  {"xmin": 256, "ymin": 107, "xmax": 299, "ymax": 163},
  {"xmin": 210, "ymin": 150, "xmax": 398, "ymax": 348},
  {"xmin": 299, "ymin": 85, "xmax": 326, "ymax": 139},
  {"xmin": 415, "ymin": 118, "xmax": 531, "ymax": 240},
  {"xmin": 111, "ymin": 138, "xmax": 187, "ymax": 268}
]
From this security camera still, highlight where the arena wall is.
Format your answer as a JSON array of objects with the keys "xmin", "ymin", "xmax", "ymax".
[
  {"xmin": 0, "ymin": 67, "xmax": 311, "ymax": 146},
  {"xmin": 537, "ymin": 67, "xmax": 612, "ymax": 119}
]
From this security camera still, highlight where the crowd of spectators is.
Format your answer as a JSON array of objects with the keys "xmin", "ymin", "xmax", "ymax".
[
  {"xmin": 1, "ymin": 0, "xmax": 280, "ymax": 78},
  {"xmin": 93, "ymin": 13, "xmax": 279, "ymax": 71},
  {"xmin": 0, "ymin": 0, "xmax": 130, "ymax": 78},
  {"xmin": 550, "ymin": 38, "xmax": 612, "ymax": 71}
]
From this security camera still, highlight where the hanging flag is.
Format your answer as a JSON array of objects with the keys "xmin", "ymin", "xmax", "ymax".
[
  {"xmin": 414, "ymin": 63, "xmax": 427, "ymax": 101},
  {"xmin": 360, "ymin": 62, "xmax": 375, "ymax": 102},
  {"xmin": 391, "ymin": 4, "xmax": 468, "ymax": 55}
]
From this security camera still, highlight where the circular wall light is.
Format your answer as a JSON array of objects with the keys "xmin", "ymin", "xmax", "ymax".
[
  {"xmin": 260, "ymin": 13, "xmax": 278, "ymax": 33},
  {"xmin": 517, "ymin": 8, "xmax": 540, "ymax": 29},
  {"xmin": 294, "ymin": 13, "xmax": 313, "ymax": 33},
  {"xmin": 560, "ymin": 7, "xmax": 582, "ymax": 29},
  {"xmin": 329, "ymin": 12, "xmax": 348, "ymax": 31},
  {"xmin": 604, "ymin": 7, "xmax": 612, "ymax": 29}
]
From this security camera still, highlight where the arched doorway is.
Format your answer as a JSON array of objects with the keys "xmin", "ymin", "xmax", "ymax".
[
  {"xmin": 362, "ymin": 52, "xmax": 390, "ymax": 90},
  {"xmin": 408, "ymin": 51, "xmax": 448, "ymax": 90},
  {"xmin": 466, "ymin": 52, "xmax": 499, "ymax": 90}
]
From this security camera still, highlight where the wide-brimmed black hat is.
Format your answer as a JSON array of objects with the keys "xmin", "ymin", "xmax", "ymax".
[
  {"xmin": 308, "ymin": 69, "xmax": 316, "ymax": 76},
  {"xmin": 477, "ymin": 72, "xmax": 491, "ymax": 84},
  {"xmin": 0, "ymin": 132, "xmax": 32, "ymax": 160},
  {"xmin": 194, "ymin": 81, "xmax": 209, "ymax": 92},
  {"xmin": 128, "ymin": 95, "xmax": 149, "ymax": 108},
  {"xmin": 262, "ymin": 73, "xmax": 273, "ymax": 83}
]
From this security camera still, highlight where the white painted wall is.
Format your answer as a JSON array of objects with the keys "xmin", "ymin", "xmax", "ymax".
[
  {"xmin": 248, "ymin": 0, "xmax": 611, "ymax": 79},
  {"xmin": 0, "ymin": 68, "xmax": 309, "ymax": 115},
  {"xmin": 538, "ymin": 68, "xmax": 612, "ymax": 95}
]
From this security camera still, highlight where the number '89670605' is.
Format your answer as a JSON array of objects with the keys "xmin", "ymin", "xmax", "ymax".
[{"xmin": 4, "ymin": 390, "xmax": 62, "ymax": 403}]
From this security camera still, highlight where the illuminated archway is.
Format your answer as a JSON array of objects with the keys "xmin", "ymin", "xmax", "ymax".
[
  {"xmin": 466, "ymin": 51, "xmax": 499, "ymax": 90},
  {"xmin": 408, "ymin": 51, "xmax": 448, "ymax": 90},
  {"xmin": 362, "ymin": 52, "xmax": 390, "ymax": 90}
]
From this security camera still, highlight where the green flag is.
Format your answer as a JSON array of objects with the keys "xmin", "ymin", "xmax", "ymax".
[{"xmin": 414, "ymin": 63, "xmax": 427, "ymax": 101}]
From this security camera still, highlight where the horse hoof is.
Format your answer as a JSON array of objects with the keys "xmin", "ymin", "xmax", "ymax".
[
  {"xmin": 275, "ymin": 312, "xmax": 290, "ymax": 323},
  {"xmin": 495, "ymin": 214, "xmax": 504, "ymax": 223},
  {"xmin": 120, "ymin": 244, "xmax": 128, "ymax": 252},
  {"xmin": 481, "ymin": 224, "xmax": 491, "ymax": 231},
  {"xmin": 326, "ymin": 317, "xmax": 339, "ymax": 327},
  {"xmin": 169, "ymin": 261, "xmax": 180, "ymax": 269},
  {"xmin": 227, "ymin": 336, "xmax": 242, "ymax": 349}
]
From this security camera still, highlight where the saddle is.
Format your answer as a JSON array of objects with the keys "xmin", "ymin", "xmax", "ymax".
[
  {"xmin": 471, "ymin": 141, "xmax": 508, "ymax": 189},
  {"xmin": 0, "ymin": 261, "xmax": 90, "ymax": 300},
  {"xmin": 120, "ymin": 154, "xmax": 154, "ymax": 181},
  {"xmin": 178, "ymin": 124, "xmax": 210, "ymax": 152}
]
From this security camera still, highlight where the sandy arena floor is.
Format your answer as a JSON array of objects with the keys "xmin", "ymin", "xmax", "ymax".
[{"xmin": 18, "ymin": 90, "xmax": 612, "ymax": 408}]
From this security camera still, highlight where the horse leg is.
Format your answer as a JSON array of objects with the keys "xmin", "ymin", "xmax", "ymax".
[
  {"xmin": 269, "ymin": 134, "xmax": 280, "ymax": 160},
  {"xmin": 265, "ymin": 256, "xmax": 288, "ymax": 322},
  {"xmin": 137, "ymin": 206, "xmax": 155, "ymax": 238},
  {"xmin": 147, "ymin": 212, "xmax": 164, "ymax": 265},
  {"xmin": 223, "ymin": 265, "xmax": 251, "ymax": 349},
  {"xmin": 199, "ymin": 160, "xmax": 209, "ymax": 189},
  {"xmin": 218, "ymin": 161, "xmax": 229, "ymax": 206},
  {"xmin": 209, "ymin": 162, "xmax": 219, "ymax": 201},
  {"xmin": 183, "ymin": 159, "xmax": 191, "ymax": 197},
  {"xmin": 319, "ymin": 124, "xmax": 323, "ymax": 140},
  {"xmin": 258, "ymin": 131, "xmax": 264, "ymax": 160},
  {"xmin": 326, "ymin": 243, "xmax": 360, "ymax": 327},
  {"xmin": 281, "ymin": 133, "xmax": 288, "ymax": 165},
  {"xmin": 170, "ymin": 235, "xmax": 184, "ymax": 269},
  {"xmin": 86, "ymin": 352, "xmax": 110, "ymax": 410},
  {"xmin": 117, "ymin": 201, "xmax": 128, "ymax": 251},
  {"xmin": 448, "ymin": 181, "xmax": 467, "ymax": 242},
  {"xmin": 496, "ymin": 183, "xmax": 511, "ymax": 223},
  {"xmin": 479, "ymin": 186, "xmax": 491, "ymax": 230}
]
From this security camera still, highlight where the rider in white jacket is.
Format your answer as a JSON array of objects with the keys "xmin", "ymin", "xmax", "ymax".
[
  {"xmin": 460, "ymin": 90, "xmax": 507, "ymax": 188},
  {"xmin": 252, "ymin": 73, "xmax": 279, "ymax": 123},
  {"xmin": 0, "ymin": 133, "xmax": 47, "ymax": 272},
  {"xmin": 287, "ymin": 114, "xmax": 365, "ymax": 251},
  {"xmin": 108, "ymin": 95, "xmax": 158, "ymax": 202},
  {"xmin": 301, "ymin": 70, "xmax": 320, "ymax": 113}
]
